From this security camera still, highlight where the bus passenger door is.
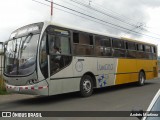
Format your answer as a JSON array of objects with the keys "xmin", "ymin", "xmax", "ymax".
[{"xmin": 47, "ymin": 30, "xmax": 73, "ymax": 95}]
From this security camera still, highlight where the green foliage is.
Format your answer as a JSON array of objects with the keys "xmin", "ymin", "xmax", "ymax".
[
  {"xmin": 0, "ymin": 89, "xmax": 8, "ymax": 95},
  {"xmin": 0, "ymin": 76, "xmax": 7, "ymax": 95}
]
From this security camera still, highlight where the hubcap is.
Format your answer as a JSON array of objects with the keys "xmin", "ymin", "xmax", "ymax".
[
  {"xmin": 140, "ymin": 74, "xmax": 144, "ymax": 84},
  {"xmin": 83, "ymin": 79, "xmax": 91, "ymax": 93}
]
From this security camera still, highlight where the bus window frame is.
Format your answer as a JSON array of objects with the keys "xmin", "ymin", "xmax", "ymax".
[
  {"xmin": 43, "ymin": 25, "xmax": 158, "ymax": 60},
  {"xmin": 95, "ymin": 35, "xmax": 112, "ymax": 57},
  {"xmin": 72, "ymin": 30, "xmax": 94, "ymax": 56}
]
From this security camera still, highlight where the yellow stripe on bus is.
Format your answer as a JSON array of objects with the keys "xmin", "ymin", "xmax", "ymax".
[{"xmin": 115, "ymin": 59, "xmax": 158, "ymax": 85}]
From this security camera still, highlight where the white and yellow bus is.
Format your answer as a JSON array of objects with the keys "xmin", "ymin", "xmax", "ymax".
[{"xmin": 3, "ymin": 22, "xmax": 158, "ymax": 97}]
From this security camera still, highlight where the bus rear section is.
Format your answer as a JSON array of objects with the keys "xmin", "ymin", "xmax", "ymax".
[{"xmin": 115, "ymin": 59, "xmax": 158, "ymax": 85}]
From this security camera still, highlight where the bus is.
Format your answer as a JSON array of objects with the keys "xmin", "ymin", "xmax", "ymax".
[{"xmin": 3, "ymin": 21, "xmax": 158, "ymax": 97}]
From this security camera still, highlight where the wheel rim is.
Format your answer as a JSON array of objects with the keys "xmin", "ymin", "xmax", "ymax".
[
  {"xmin": 83, "ymin": 79, "xmax": 91, "ymax": 93},
  {"xmin": 140, "ymin": 74, "xmax": 145, "ymax": 84}
]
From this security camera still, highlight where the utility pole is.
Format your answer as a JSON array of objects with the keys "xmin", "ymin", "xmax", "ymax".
[{"xmin": 50, "ymin": 0, "xmax": 53, "ymax": 22}]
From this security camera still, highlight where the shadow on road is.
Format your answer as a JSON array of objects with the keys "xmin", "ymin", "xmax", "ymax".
[
  {"xmin": 16, "ymin": 92, "xmax": 80, "ymax": 105},
  {"xmin": 93, "ymin": 82, "xmax": 155, "ymax": 95}
]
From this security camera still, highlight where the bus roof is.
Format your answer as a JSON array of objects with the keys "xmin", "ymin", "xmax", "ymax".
[
  {"xmin": 121, "ymin": 37, "xmax": 156, "ymax": 46},
  {"xmin": 44, "ymin": 21, "xmax": 118, "ymax": 38}
]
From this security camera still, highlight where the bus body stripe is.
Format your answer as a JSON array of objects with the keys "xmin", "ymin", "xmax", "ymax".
[{"xmin": 6, "ymin": 85, "xmax": 48, "ymax": 90}]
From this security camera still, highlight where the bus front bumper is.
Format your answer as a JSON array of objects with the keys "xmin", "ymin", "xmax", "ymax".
[{"xmin": 5, "ymin": 81, "xmax": 49, "ymax": 96}]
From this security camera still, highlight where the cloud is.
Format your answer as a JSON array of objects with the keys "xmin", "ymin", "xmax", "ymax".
[{"xmin": 0, "ymin": 0, "xmax": 50, "ymax": 40}]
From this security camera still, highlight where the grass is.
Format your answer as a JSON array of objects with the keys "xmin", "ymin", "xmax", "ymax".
[{"xmin": 0, "ymin": 89, "xmax": 8, "ymax": 95}]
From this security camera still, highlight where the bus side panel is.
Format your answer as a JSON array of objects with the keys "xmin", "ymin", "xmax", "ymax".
[
  {"xmin": 49, "ymin": 56, "xmax": 98, "ymax": 95},
  {"xmin": 72, "ymin": 56, "xmax": 97, "ymax": 87},
  {"xmin": 136, "ymin": 60, "xmax": 157, "ymax": 80},
  {"xmin": 116, "ymin": 59, "xmax": 158, "ymax": 85},
  {"xmin": 73, "ymin": 57, "xmax": 118, "ymax": 88},
  {"xmin": 115, "ymin": 59, "xmax": 138, "ymax": 85},
  {"xmin": 96, "ymin": 58, "xmax": 118, "ymax": 88},
  {"xmin": 49, "ymin": 62, "xmax": 77, "ymax": 95}
]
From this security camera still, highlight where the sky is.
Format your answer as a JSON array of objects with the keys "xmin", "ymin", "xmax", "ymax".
[{"xmin": 0, "ymin": 0, "xmax": 160, "ymax": 55}]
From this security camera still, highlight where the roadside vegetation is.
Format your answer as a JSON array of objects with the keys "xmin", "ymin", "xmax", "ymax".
[
  {"xmin": 0, "ymin": 89, "xmax": 8, "ymax": 95},
  {"xmin": 0, "ymin": 76, "xmax": 7, "ymax": 95},
  {"xmin": 158, "ymin": 60, "xmax": 160, "ymax": 72}
]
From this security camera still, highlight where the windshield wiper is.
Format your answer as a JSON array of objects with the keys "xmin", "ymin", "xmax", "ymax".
[
  {"xmin": 16, "ymin": 33, "xmax": 33, "ymax": 74},
  {"xmin": 19, "ymin": 33, "xmax": 33, "ymax": 58}
]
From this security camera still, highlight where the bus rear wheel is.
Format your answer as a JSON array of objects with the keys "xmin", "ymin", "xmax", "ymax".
[
  {"xmin": 80, "ymin": 75, "xmax": 93, "ymax": 97},
  {"xmin": 137, "ymin": 71, "xmax": 145, "ymax": 86}
]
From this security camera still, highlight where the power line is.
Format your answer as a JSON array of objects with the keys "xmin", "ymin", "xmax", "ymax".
[
  {"xmin": 32, "ymin": 0, "xmax": 160, "ymax": 40},
  {"xmin": 69, "ymin": 0, "xmax": 138, "ymax": 28},
  {"xmin": 73, "ymin": 0, "xmax": 160, "ymax": 37},
  {"xmin": 60, "ymin": 0, "xmax": 123, "ymax": 27},
  {"xmin": 44, "ymin": 0, "xmax": 160, "ymax": 40},
  {"xmin": 69, "ymin": 0, "xmax": 160, "ymax": 37},
  {"xmin": 61, "ymin": 0, "xmax": 160, "ymax": 37},
  {"xmin": 79, "ymin": 0, "xmax": 146, "ymax": 27},
  {"xmin": 32, "ymin": 0, "xmax": 120, "ymax": 29},
  {"xmin": 45, "ymin": 0, "xmax": 143, "ymax": 32},
  {"xmin": 32, "ymin": 0, "xmax": 138, "ymax": 35}
]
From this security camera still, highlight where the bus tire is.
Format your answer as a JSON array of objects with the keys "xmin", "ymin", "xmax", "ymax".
[
  {"xmin": 80, "ymin": 75, "xmax": 93, "ymax": 97},
  {"xmin": 137, "ymin": 71, "xmax": 145, "ymax": 86}
]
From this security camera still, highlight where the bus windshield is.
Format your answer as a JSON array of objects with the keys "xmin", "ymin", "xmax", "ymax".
[{"xmin": 4, "ymin": 34, "xmax": 39, "ymax": 76}]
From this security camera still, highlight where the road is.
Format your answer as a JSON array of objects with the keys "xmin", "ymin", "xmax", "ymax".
[{"xmin": 0, "ymin": 77, "xmax": 160, "ymax": 120}]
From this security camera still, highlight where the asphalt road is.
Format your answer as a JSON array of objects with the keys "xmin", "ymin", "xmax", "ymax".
[{"xmin": 0, "ymin": 77, "xmax": 160, "ymax": 120}]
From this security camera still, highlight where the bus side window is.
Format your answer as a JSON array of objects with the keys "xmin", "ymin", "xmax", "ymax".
[
  {"xmin": 154, "ymin": 46, "xmax": 157, "ymax": 59},
  {"xmin": 145, "ymin": 45, "xmax": 152, "ymax": 59},
  {"xmin": 112, "ymin": 39, "xmax": 125, "ymax": 49},
  {"xmin": 145, "ymin": 45, "xmax": 151, "ymax": 52},
  {"xmin": 151, "ymin": 46, "xmax": 157, "ymax": 60},
  {"xmin": 112, "ymin": 38, "xmax": 125, "ymax": 57},
  {"xmin": 73, "ymin": 32, "xmax": 94, "ymax": 55},
  {"xmin": 103, "ymin": 38, "xmax": 112, "ymax": 56},
  {"xmin": 48, "ymin": 28, "xmax": 72, "ymax": 76},
  {"xmin": 95, "ymin": 36, "xmax": 103, "ymax": 56},
  {"xmin": 154, "ymin": 46, "xmax": 156, "ymax": 54},
  {"xmin": 95, "ymin": 36, "xmax": 111, "ymax": 56},
  {"xmin": 126, "ymin": 42, "xmax": 136, "ymax": 58},
  {"xmin": 73, "ymin": 32, "xmax": 79, "ymax": 43},
  {"xmin": 39, "ymin": 32, "xmax": 48, "ymax": 78},
  {"xmin": 137, "ymin": 44, "xmax": 146, "ymax": 59}
]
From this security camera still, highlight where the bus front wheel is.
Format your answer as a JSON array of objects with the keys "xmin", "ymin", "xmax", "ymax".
[
  {"xmin": 137, "ymin": 71, "xmax": 145, "ymax": 86},
  {"xmin": 80, "ymin": 75, "xmax": 93, "ymax": 97}
]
